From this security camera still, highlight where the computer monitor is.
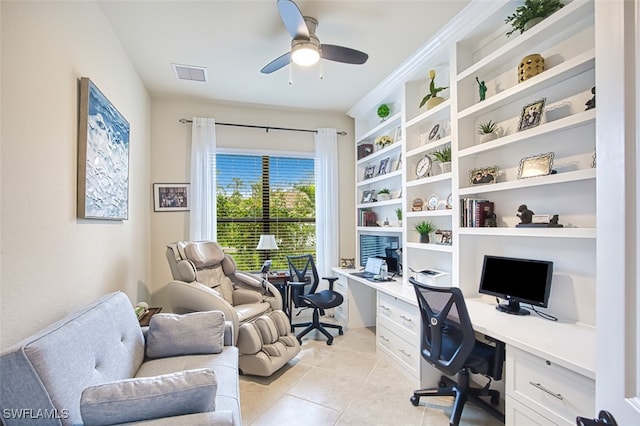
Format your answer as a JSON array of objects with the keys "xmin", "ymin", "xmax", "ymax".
[{"xmin": 478, "ymin": 255, "xmax": 553, "ymax": 316}]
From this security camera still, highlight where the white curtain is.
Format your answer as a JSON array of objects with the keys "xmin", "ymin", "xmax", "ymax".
[
  {"xmin": 189, "ymin": 117, "xmax": 217, "ymax": 241},
  {"xmin": 315, "ymin": 128, "xmax": 339, "ymax": 277}
]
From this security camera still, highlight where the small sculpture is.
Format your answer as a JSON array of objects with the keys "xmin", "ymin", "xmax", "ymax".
[
  {"xmin": 476, "ymin": 76, "xmax": 487, "ymax": 101},
  {"xmin": 585, "ymin": 86, "xmax": 595, "ymax": 110},
  {"xmin": 486, "ymin": 213, "xmax": 497, "ymax": 227},
  {"xmin": 517, "ymin": 204, "xmax": 534, "ymax": 224}
]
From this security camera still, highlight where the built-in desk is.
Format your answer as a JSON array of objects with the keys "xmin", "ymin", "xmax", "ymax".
[{"xmin": 333, "ymin": 267, "xmax": 596, "ymax": 425}]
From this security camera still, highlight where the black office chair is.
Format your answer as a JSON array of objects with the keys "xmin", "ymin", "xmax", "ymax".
[
  {"xmin": 287, "ymin": 254, "xmax": 344, "ymax": 345},
  {"xmin": 409, "ymin": 278, "xmax": 505, "ymax": 426}
]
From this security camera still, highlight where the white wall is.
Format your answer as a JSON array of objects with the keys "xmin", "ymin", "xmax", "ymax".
[
  {"xmin": 150, "ymin": 97, "xmax": 355, "ymax": 308},
  {"xmin": 0, "ymin": 2, "xmax": 151, "ymax": 350}
]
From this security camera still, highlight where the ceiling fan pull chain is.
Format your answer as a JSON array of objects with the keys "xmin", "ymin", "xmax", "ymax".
[
  {"xmin": 319, "ymin": 58, "xmax": 324, "ymax": 80},
  {"xmin": 289, "ymin": 62, "xmax": 293, "ymax": 85}
]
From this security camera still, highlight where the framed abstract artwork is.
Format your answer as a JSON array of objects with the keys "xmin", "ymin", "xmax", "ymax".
[{"xmin": 77, "ymin": 77, "xmax": 130, "ymax": 220}]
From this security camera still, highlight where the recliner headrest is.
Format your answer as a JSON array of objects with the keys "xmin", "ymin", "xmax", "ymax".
[{"xmin": 184, "ymin": 241, "xmax": 225, "ymax": 268}]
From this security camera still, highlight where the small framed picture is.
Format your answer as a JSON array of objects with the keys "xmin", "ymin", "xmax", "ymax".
[
  {"xmin": 428, "ymin": 122, "xmax": 442, "ymax": 142},
  {"xmin": 378, "ymin": 157, "xmax": 390, "ymax": 175},
  {"xmin": 518, "ymin": 98, "xmax": 546, "ymax": 131},
  {"xmin": 469, "ymin": 166, "xmax": 499, "ymax": 185},
  {"xmin": 364, "ymin": 165, "xmax": 376, "ymax": 179},
  {"xmin": 517, "ymin": 152, "xmax": 555, "ymax": 179},
  {"xmin": 340, "ymin": 258, "xmax": 356, "ymax": 269},
  {"xmin": 426, "ymin": 194, "xmax": 438, "ymax": 210},
  {"xmin": 394, "ymin": 125, "xmax": 402, "ymax": 143},
  {"xmin": 361, "ymin": 190, "xmax": 375, "ymax": 203},
  {"xmin": 154, "ymin": 183, "xmax": 190, "ymax": 212},
  {"xmin": 394, "ymin": 153, "xmax": 402, "ymax": 171}
]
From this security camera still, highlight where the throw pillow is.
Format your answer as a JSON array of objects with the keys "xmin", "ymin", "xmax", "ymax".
[
  {"xmin": 146, "ymin": 311, "xmax": 225, "ymax": 358},
  {"xmin": 80, "ymin": 368, "xmax": 216, "ymax": 426}
]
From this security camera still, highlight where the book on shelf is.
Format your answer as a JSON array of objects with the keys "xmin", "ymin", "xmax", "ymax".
[
  {"xmin": 359, "ymin": 209, "xmax": 377, "ymax": 227},
  {"xmin": 460, "ymin": 198, "xmax": 494, "ymax": 227}
]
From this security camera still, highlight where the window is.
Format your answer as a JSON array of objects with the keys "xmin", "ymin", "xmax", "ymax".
[{"xmin": 216, "ymin": 153, "xmax": 316, "ymax": 271}]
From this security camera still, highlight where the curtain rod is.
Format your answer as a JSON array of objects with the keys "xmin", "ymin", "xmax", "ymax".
[{"xmin": 178, "ymin": 118, "xmax": 347, "ymax": 136}]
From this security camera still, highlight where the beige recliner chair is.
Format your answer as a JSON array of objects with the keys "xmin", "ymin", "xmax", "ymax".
[{"xmin": 166, "ymin": 241, "xmax": 283, "ymax": 345}]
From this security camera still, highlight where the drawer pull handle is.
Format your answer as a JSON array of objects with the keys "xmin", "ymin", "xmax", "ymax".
[
  {"xmin": 399, "ymin": 315, "xmax": 412, "ymax": 322},
  {"xmin": 379, "ymin": 335, "xmax": 389, "ymax": 342},
  {"xmin": 399, "ymin": 349, "xmax": 412, "ymax": 357},
  {"xmin": 380, "ymin": 305, "xmax": 391, "ymax": 311},
  {"xmin": 528, "ymin": 382, "xmax": 563, "ymax": 400}
]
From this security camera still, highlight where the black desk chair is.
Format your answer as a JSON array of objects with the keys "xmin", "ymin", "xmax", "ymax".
[
  {"xmin": 287, "ymin": 254, "xmax": 344, "ymax": 345},
  {"xmin": 409, "ymin": 278, "xmax": 505, "ymax": 426}
]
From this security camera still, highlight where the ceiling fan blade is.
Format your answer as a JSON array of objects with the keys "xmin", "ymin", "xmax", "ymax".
[
  {"xmin": 260, "ymin": 52, "xmax": 292, "ymax": 74},
  {"xmin": 321, "ymin": 44, "xmax": 369, "ymax": 65},
  {"xmin": 277, "ymin": 0, "xmax": 309, "ymax": 39}
]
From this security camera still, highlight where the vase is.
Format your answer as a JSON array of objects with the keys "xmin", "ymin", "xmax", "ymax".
[
  {"xmin": 439, "ymin": 162, "xmax": 451, "ymax": 174},
  {"xmin": 426, "ymin": 96, "xmax": 444, "ymax": 110},
  {"xmin": 523, "ymin": 17, "xmax": 544, "ymax": 32},
  {"xmin": 378, "ymin": 194, "xmax": 390, "ymax": 201},
  {"xmin": 479, "ymin": 132, "xmax": 498, "ymax": 143},
  {"xmin": 519, "ymin": 53, "xmax": 544, "ymax": 83},
  {"xmin": 420, "ymin": 234, "xmax": 430, "ymax": 244}
]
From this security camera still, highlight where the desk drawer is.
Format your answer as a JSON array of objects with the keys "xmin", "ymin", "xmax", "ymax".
[
  {"xmin": 377, "ymin": 322, "xmax": 420, "ymax": 377},
  {"xmin": 333, "ymin": 277, "xmax": 348, "ymax": 295},
  {"xmin": 377, "ymin": 292, "xmax": 420, "ymax": 338},
  {"xmin": 506, "ymin": 347, "xmax": 594, "ymax": 425}
]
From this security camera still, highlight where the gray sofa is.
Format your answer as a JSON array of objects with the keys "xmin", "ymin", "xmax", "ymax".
[{"xmin": 0, "ymin": 291, "xmax": 241, "ymax": 426}]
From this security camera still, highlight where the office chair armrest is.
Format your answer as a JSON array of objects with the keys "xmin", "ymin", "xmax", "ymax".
[{"xmin": 322, "ymin": 277, "xmax": 339, "ymax": 291}]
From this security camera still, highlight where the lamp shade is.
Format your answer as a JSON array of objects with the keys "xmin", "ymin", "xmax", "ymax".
[{"xmin": 256, "ymin": 234, "xmax": 279, "ymax": 250}]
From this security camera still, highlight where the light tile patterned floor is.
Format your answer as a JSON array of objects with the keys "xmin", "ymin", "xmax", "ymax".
[{"xmin": 239, "ymin": 326, "xmax": 504, "ymax": 426}]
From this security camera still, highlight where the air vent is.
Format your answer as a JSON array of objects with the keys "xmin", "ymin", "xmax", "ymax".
[{"xmin": 171, "ymin": 64, "xmax": 207, "ymax": 82}]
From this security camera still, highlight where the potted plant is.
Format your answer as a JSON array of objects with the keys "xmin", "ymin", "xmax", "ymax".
[
  {"xmin": 478, "ymin": 120, "xmax": 500, "ymax": 143},
  {"xmin": 374, "ymin": 135, "xmax": 393, "ymax": 149},
  {"xmin": 377, "ymin": 188, "xmax": 391, "ymax": 201},
  {"xmin": 395, "ymin": 207, "xmax": 403, "ymax": 226},
  {"xmin": 432, "ymin": 145, "xmax": 452, "ymax": 174},
  {"xmin": 419, "ymin": 69, "xmax": 448, "ymax": 110},
  {"xmin": 377, "ymin": 104, "xmax": 390, "ymax": 121},
  {"xmin": 414, "ymin": 220, "xmax": 435, "ymax": 243},
  {"xmin": 505, "ymin": 0, "xmax": 564, "ymax": 37}
]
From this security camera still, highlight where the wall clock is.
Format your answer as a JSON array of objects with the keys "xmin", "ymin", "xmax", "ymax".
[{"xmin": 416, "ymin": 156, "xmax": 432, "ymax": 178}]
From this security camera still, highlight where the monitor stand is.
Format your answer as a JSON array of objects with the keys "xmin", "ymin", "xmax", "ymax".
[{"xmin": 496, "ymin": 299, "xmax": 530, "ymax": 316}]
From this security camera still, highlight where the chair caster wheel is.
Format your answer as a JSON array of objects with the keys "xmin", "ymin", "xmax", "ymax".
[
  {"xmin": 410, "ymin": 395, "xmax": 420, "ymax": 406},
  {"xmin": 338, "ymin": 329, "xmax": 344, "ymax": 335},
  {"xmin": 491, "ymin": 394, "xmax": 500, "ymax": 405},
  {"xmin": 327, "ymin": 339, "xmax": 333, "ymax": 345}
]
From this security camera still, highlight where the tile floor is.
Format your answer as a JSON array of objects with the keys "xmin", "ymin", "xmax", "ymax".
[{"xmin": 239, "ymin": 326, "xmax": 504, "ymax": 426}]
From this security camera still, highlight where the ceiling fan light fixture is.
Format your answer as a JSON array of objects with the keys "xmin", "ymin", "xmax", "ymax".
[{"xmin": 291, "ymin": 42, "xmax": 320, "ymax": 66}]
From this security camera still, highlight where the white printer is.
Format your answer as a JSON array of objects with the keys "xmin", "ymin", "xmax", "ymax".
[{"xmin": 413, "ymin": 268, "xmax": 451, "ymax": 287}]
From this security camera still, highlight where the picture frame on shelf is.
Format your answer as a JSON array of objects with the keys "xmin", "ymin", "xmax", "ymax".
[
  {"xmin": 517, "ymin": 152, "xmax": 555, "ymax": 179},
  {"xmin": 364, "ymin": 165, "xmax": 376, "ymax": 179},
  {"xmin": 446, "ymin": 193, "xmax": 453, "ymax": 209},
  {"xmin": 428, "ymin": 121, "xmax": 443, "ymax": 142},
  {"xmin": 470, "ymin": 166, "xmax": 499, "ymax": 185},
  {"xmin": 361, "ymin": 190, "xmax": 375, "ymax": 203},
  {"xmin": 394, "ymin": 153, "xmax": 402, "ymax": 171},
  {"xmin": 517, "ymin": 98, "xmax": 546, "ymax": 131},
  {"xmin": 394, "ymin": 125, "xmax": 402, "ymax": 143},
  {"xmin": 378, "ymin": 157, "xmax": 390, "ymax": 175},
  {"xmin": 153, "ymin": 183, "xmax": 190, "ymax": 212},
  {"xmin": 412, "ymin": 197, "xmax": 425, "ymax": 211},
  {"xmin": 426, "ymin": 194, "xmax": 438, "ymax": 210}
]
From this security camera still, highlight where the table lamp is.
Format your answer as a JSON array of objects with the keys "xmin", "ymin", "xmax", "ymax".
[{"xmin": 256, "ymin": 234, "xmax": 279, "ymax": 275}]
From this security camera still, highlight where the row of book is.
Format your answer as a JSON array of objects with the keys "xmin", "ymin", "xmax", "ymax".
[
  {"xmin": 461, "ymin": 198, "xmax": 495, "ymax": 227},
  {"xmin": 359, "ymin": 209, "xmax": 377, "ymax": 227}
]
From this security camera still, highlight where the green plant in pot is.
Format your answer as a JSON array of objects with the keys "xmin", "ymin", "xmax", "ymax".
[
  {"xmin": 432, "ymin": 145, "xmax": 452, "ymax": 173},
  {"xmin": 395, "ymin": 207, "xmax": 402, "ymax": 225},
  {"xmin": 377, "ymin": 188, "xmax": 391, "ymax": 200},
  {"xmin": 419, "ymin": 69, "xmax": 448, "ymax": 110},
  {"xmin": 478, "ymin": 120, "xmax": 500, "ymax": 143},
  {"xmin": 414, "ymin": 220, "xmax": 436, "ymax": 243},
  {"xmin": 377, "ymin": 104, "xmax": 390, "ymax": 121},
  {"xmin": 505, "ymin": 0, "xmax": 564, "ymax": 37}
]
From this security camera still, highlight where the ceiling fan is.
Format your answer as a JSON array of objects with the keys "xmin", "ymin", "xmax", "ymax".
[{"xmin": 260, "ymin": 0, "xmax": 369, "ymax": 74}]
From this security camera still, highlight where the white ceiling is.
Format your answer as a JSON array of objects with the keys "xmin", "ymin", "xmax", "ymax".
[{"xmin": 98, "ymin": 0, "xmax": 470, "ymax": 113}]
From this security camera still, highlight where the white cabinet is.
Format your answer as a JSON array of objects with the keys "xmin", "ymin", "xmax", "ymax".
[
  {"xmin": 375, "ymin": 292, "xmax": 421, "ymax": 386},
  {"xmin": 506, "ymin": 346, "xmax": 595, "ymax": 425}
]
